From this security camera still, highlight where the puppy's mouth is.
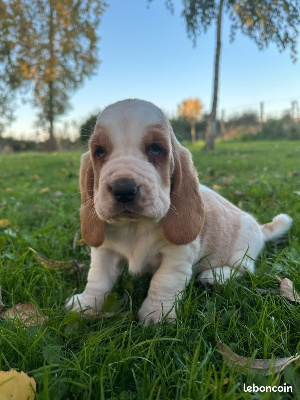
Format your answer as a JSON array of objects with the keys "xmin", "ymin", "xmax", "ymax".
[
  {"xmin": 119, "ymin": 210, "xmax": 139, "ymax": 218},
  {"xmin": 107, "ymin": 205, "xmax": 153, "ymax": 222}
]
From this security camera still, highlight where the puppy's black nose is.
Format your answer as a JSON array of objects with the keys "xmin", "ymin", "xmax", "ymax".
[{"xmin": 111, "ymin": 179, "xmax": 138, "ymax": 203}]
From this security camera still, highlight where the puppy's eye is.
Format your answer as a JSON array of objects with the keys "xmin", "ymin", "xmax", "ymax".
[
  {"xmin": 148, "ymin": 143, "xmax": 163, "ymax": 156},
  {"xmin": 95, "ymin": 147, "xmax": 107, "ymax": 158}
]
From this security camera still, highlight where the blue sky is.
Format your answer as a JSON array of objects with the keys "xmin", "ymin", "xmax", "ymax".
[{"xmin": 8, "ymin": 0, "xmax": 300, "ymax": 139}]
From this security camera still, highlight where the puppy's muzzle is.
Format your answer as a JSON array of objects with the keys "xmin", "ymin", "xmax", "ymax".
[{"xmin": 110, "ymin": 178, "xmax": 139, "ymax": 203}]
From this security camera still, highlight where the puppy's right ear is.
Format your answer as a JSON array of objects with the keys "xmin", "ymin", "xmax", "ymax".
[{"xmin": 80, "ymin": 152, "xmax": 106, "ymax": 247}]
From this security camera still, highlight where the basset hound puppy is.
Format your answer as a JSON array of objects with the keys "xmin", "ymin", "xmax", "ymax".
[{"xmin": 66, "ymin": 99, "xmax": 293, "ymax": 324}]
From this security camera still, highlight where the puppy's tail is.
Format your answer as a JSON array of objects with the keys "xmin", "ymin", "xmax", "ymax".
[{"xmin": 261, "ymin": 213, "xmax": 293, "ymax": 242}]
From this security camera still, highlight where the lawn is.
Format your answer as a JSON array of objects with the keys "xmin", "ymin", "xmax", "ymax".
[{"xmin": 0, "ymin": 140, "xmax": 299, "ymax": 399}]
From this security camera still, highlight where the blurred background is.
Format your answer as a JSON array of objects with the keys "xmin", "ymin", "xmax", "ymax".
[{"xmin": 0, "ymin": 0, "xmax": 299, "ymax": 152}]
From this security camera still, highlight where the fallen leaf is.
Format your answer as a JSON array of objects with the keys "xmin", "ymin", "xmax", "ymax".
[
  {"xmin": 217, "ymin": 337, "xmax": 300, "ymax": 376},
  {"xmin": 39, "ymin": 187, "xmax": 50, "ymax": 194},
  {"xmin": 276, "ymin": 276, "xmax": 300, "ymax": 303},
  {"xmin": 0, "ymin": 369, "xmax": 36, "ymax": 400},
  {"xmin": 212, "ymin": 184, "xmax": 222, "ymax": 191},
  {"xmin": 5, "ymin": 187, "xmax": 13, "ymax": 193},
  {"xmin": 29, "ymin": 247, "xmax": 84, "ymax": 274},
  {"xmin": 0, "ymin": 201, "xmax": 7, "ymax": 208},
  {"xmin": 2, "ymin": 302, "xmax": 48, "ymax": 326},
  {"xmin": 0, "ymin": 219, "xmax": 10, "ymax": 228},
  {"xmin": 33, "ymin": 174, "xmax": 39, "ymax": 179}
]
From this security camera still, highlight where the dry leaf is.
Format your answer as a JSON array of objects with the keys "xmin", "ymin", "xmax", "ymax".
[
  {"xmin": 276, "ymin": 276, "xmax": 300, "ymax": 303},
  {"xmin": 29, "ymin": 247, "xmax": 84, "ymax": 274},
  {"xmin": 0, "ymin": 369, "xmax": 36, "ymax": 400},
  {"xmin": 212, "ymin": 184, "xmax": 222, "ymax": 191},
  {"xmin": 0, "ymin": 201, "xmax": 7, "ymax": 208},
  {"xmin": 2, "ymin": 302, "xmax": 48, "ymax": 326},
  {"xmin": 5, "ymin": 187, "xmax": 13, "ymax": 193},
  {"xmin": 0, "ymin": 219, "xmax": 10, "ymax": 228},
  {"xmin": 33, "ymin": 174, "xmax": 39, "ymax": 179},
  {"xmin": 217, "ymin": 337, "xmax": 300, "ymax": 376},
  {"xmin": 39, "ymin": 187, "xmax": 50, "ymax": 194}
]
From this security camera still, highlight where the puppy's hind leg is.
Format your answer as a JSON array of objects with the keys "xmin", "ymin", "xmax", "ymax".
[{"xmin": 198, "ymin": 215, "xmax": 263, "ymax": 286}]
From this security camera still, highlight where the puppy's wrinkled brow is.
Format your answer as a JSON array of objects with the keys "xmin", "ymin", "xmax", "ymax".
[
  {"xmin": 90, "ymin": 125, "xmax": 113, "ymax": 155},
  {"xmin": 143, "ymin": 124, "xmax": 170, "ymax": 150}
]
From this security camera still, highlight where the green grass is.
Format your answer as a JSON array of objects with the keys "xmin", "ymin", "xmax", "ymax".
[{"xmin": 0, "ymin": 140, "xmax": 299, "ymax": 399}]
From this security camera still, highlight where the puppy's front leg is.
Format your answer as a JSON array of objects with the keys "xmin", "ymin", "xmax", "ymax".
[
  {"xmin": 66, "ymin": 247, "xmax": 123, "ymax": 316},
  {"xmin": 138, "ymin": 249, "xmax": 192, "ymax": 325}
]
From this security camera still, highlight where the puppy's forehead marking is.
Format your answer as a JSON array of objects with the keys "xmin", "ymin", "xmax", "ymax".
[{"xmin": 95, "ymin": 99, "xmax": 168, "ymax": 146}]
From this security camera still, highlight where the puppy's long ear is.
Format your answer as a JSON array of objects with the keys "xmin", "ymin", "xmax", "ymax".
[
  {"xmin": 80, "ymin": 152, "xmax": 106, "ymax": 247},
  {"xmin": 161, "ymin": 140, "xmax": 204, "ymax": 245}
]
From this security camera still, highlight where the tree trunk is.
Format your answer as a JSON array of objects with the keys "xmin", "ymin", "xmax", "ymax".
[
  {"xmin": 205, "ymin": 0, "xmax": 224, "ymax": 150},
  {"xmin": 191, "ymin": 120, "xmax": 196, "ymax": 142},
  {"xmin": 46, "ymin": 1, "xmax": 57, "ymax": 151}
]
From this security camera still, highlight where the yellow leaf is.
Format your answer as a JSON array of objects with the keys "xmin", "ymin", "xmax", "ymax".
[
  {"xmin": 33, "ymin": 174, "xmax": 39, "ymax": 179},
  {"xmin": 39, "ymin": 187, "xmax": 50, "ymax": 194},
  {"xmin": 0, "ymin": 369, "xmax": 36, "ymax": 399},
  {"xmin": 5, "ymin": 188, "xmax": 13, "ymax": 193},
  {"xmin": 212, "ymin": 184, "xmax": 222, "ymax": 191},
  {"xmin": 0, "ymin": 219, "xmax": 10, "ymax": 228}
]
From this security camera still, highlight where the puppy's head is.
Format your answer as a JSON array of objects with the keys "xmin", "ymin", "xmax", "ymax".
[{"xmin": 80, "ymin": 99, "xmax": 204, "ymax": 247}]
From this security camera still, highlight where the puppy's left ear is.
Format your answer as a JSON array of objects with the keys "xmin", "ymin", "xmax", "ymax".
[{"xmin": 161, "ymin": 140, "xmax": 204, "ymax": 245}]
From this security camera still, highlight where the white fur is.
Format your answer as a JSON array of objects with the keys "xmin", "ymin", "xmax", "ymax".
[{"xmin": 66, "ymin": 99, "xmax": 293, "ymax": 325}]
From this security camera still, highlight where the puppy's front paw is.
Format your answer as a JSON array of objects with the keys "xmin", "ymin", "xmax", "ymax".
[
  {"xmin": 65, "ymin": 292, "xmax": 103, "ymax": 316},
  {"xmin": 137, "ymin": 298, "xmax": 176, "ymax": 326}
]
